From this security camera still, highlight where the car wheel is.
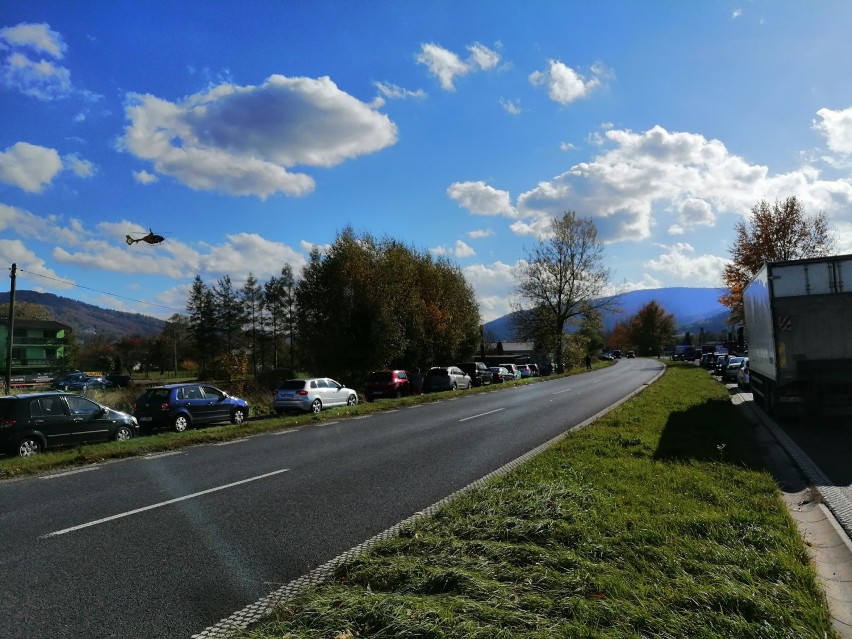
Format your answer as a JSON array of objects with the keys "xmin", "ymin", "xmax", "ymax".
[
  {"xmin": 452, "ymin": 382, "xmax": 458, "ymax": 391},
  {"xmin": 173, "ymin": 414, "xmax": 190, "ymax": 432},
  {"xmin": 347, "ymin": 394, "xmax": 358, "ymax": 406},
  {"xmin": 310, "ymin": 398, "xmax": 322, "ymax": 414},
  {"xmin": 231, "ymin": 408, "xmax": 246, "ymax": 425},
  {"xmin": 114, "ymin": 425, "xmax": 134, "ymax": 442},
  {"xmin": 16, "ymin": 437, "xmax": 42, "ymax": 457}
]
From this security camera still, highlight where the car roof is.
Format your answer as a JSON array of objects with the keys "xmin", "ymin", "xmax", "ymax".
[{"xmin": 1, "ymin": 391, "xmax": 67, "ymax": 400}]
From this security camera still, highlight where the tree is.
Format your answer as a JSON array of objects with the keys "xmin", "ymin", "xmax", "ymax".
[
  {"xmin": 629, "ymin": 301, "xmax": 675, "ymax": 357},
  {"xmin": 0, "ymin": 302, "xmax": 52, "ymax": 321},
  {"xmin": 264, "ymin": 265, "xmax": 297, "ymax": 373},
  {"xmin": 213, "ymin": 275, "xmax": 245, "ymax": 362},
  {"xmin": 512, "ymin": 211, "xmax": 619, "ymax": 373},
  {"xmin": 186, "ymin": 275, "xmax": 217, "ymax": 377},
  {"xmin": 241, "ymin": 273, "xmax": 263, "ymax": 374},
  {"xmin": 721, "ymin": 197, "xmax": 834, "ymax": 324}
]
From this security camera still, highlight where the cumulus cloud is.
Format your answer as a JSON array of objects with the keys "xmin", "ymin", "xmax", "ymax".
[
  {"xmin": 0, "ymin": 22, "xmax": 74, "ymax": 100},
  {"xmin": 467, "ymin": 228, "xmax": 494, "ymax": 239},
  {"xmin": 0, "ymin": 142, "xmax": 95, "ymax": 192},
  {"xmin": 0, "ymin": 142, "xmax": 62, "ymax": 192},
  {"xmin": 199, "ymin": 233, "xmax": 306, "ymax": 278},
  {"xmin": 515, "ymin": 124, "xmax": 852, "ymax": 242},
  {"xmin": 499, "ymin": 98, "xmax": 521, "ymax": 115},
  {"xmin": 447, "ymin": 181, "xmax": 518, "ymax": 218},
  {"xmin": 462, "ymin": 260, "xmax": 518, "ymax": 321},
  {"xmin": 643, "ymin": 243, "xmax": 729, "ymax": 286},
  {"xmin": 133, "ymin": 170, "xmax": 158, "ymax": 184},
  {"xmin": 416, "ymin": 42, "xmax": 500, "ymax": 91},
  {"xmin": 0, "ymin": 239, "xmax": 74, "ymax": 290},
  {"xmin": 529, "ymin": 60, "xmax": 606, "ymax": 105},
  {"xmin": 429, "ymin": 239, "xmax": 476, "ymax": 258},
  {"xmin": 120, "ymin": 75, "xmax": 399, "ymax": 199},
  {"xmin": 814, "ymin": 106, "xmax": 852, "ymax": 155}
]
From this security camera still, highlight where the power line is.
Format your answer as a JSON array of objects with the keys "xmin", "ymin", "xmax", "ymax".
[{"xmin": 12, "ymin": 267, "xmax": 186, "ymax": 315}]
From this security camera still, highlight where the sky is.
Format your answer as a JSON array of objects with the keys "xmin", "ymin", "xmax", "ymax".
[{"xmin": 2, "ymin": 1, "xmax": 852, "ymax": 323}]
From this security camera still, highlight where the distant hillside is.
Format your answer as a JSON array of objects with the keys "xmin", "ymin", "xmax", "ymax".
[
  {"xmin": 484, "ymin": 287, "xmax": 731, "ymax": 341},
  {"xmin": 0, "ymin": 290, "xmax": 166, "ymax": 340}
]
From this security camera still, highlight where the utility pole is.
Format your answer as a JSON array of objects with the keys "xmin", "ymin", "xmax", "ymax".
[{"xmin": 4, "ymin": 263, "xmax": 17, "ymax": 394}]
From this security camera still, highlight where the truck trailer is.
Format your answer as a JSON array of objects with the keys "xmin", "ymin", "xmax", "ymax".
[{"xmin": 743, "ymin": 254, "xmax": 852, "ymax": 419}]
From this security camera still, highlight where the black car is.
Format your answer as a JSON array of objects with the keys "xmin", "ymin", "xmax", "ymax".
[
  {"xmin": 105, "ymin": 372, "xmax": 133, "ymax": 388},
  {"xmin": 456, "ymin": 361, "xmax": 492, "ymax": 387},
  {"xmin": 0, "ymin": 392, "xmax": 139, "ymax": 457},
  {"xmin": 133, "ymin": 383, "xmax": 249, "ymax": 432}
]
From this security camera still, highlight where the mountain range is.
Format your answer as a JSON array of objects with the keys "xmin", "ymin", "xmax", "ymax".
[
  {"xmin": 0, "ymin": 290, "xmax": 166, "ymax": 340},
  {"xmin": 483, "ymin": 287, "xmax": 731, "ymax": 341}
]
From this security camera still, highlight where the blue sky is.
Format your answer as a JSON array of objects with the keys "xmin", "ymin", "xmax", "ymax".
[{"xmin": 2, "ymin": 1, "xmax": 852, "ymax": 322}]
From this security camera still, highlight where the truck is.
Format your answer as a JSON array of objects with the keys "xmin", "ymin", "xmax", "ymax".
[{"xmin": 743, "ymin": 254, "xmax": 852, "ymax": 419}]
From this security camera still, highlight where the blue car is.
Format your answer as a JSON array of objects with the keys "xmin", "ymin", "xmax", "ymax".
[{"xmin": 133, "ymin": 383, "xmax": 249, "ymax": 432}]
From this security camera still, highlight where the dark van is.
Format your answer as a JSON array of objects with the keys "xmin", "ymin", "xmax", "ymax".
[{"xmin": 456, "ymin": 361, "xmax": 493, "ymax": 387}]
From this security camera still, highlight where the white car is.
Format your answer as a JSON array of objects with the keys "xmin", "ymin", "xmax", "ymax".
[
  {"xmin": 500, "ymin": 363, "xmax": 521, "ymax": 379},
  {"xmin": 273, "ymin": 378, "xmax": 358, "ymax": 414}
]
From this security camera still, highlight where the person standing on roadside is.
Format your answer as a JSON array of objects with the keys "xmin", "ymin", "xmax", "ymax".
[
  {"xmin": 410, "ymin": 367, "xmax": 424, "ymax": 395},
  {"xmin": 585, "ymin": 354, "xmax": 592, "ymax": 371}
]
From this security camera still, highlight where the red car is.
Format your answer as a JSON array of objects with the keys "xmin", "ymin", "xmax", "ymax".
[{"xmin": 365, "ymin": 370, "xmax": 411, "ymax": 401}]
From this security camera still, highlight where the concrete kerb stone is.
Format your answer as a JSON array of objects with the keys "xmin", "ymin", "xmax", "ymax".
[{"xmin": 192, "ymin": 363, "xmax": 667, "ymax": 638}]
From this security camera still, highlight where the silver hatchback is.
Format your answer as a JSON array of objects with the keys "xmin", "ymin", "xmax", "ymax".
[{"xmin": 273, "ymin": 378, "xmax": 359, "ymax": 414}]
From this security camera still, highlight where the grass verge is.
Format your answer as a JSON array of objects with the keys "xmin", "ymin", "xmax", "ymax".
[{"xmin": 242, "ymin": 363, "xmax": 836, "ymax": 639}]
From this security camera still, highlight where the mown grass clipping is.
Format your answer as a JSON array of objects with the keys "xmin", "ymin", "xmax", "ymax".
[{"xmin": 244, "ymin": 363, "xmax": 836, "ymax": 639}]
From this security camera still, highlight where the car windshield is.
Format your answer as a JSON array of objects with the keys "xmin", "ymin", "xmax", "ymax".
[
  {"xmin": 427, "ymin": 369, "xmax": 448, "ymax": 377},
  {"xmin": 141, "ymin": 389, "xmax": 170, "ymax": 403},
  {"xmin": 278, "ymin": 380, "xmax": 306, "ymax": 390}
]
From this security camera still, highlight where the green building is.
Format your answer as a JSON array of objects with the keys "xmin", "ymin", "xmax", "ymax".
[{"xmin": 0, "ymin": 318, "xmax": 72, "ymax": 384}]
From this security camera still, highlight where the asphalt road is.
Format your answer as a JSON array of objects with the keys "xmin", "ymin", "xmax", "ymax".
[{"xmin": 0, "ymin": 358, "xmax": 663, "ymax": 639}]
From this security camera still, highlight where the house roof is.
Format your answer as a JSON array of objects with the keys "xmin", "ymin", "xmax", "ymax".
[{"xmin": 0, "ymin": 318, "xmax": 72, "ymax": 331}]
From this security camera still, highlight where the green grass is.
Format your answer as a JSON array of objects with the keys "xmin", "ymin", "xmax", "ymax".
[{"xmin": 240, "ymin": 363, "xmax": 836, "ymax": 639}]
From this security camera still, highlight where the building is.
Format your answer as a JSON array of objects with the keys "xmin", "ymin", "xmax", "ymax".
[{"xmin": 0, "ymin": 318, "xmax": 72, "ymax": 385}]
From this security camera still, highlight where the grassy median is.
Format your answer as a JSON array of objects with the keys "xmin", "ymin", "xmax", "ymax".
[{"xmin": 243, "ymin": 362, "xmax": 836, "ymax": 639}]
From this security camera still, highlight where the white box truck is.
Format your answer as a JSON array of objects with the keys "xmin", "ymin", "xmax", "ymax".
[{"xmin": 743, "ymin": 254, "xmax": 852, "ymax": 419}]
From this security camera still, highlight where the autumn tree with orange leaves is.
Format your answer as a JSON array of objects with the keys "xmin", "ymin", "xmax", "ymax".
[{"xmin": 721, "ymin": 197, "xmax": 834, "ymax": 325}]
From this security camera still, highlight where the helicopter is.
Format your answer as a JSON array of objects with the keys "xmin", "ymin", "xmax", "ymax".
[{"xmin": 125, "ymin": 229, "xmax": 165, "ymax": 246}]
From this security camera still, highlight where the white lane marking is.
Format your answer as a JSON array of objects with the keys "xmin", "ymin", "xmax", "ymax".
[
  {"xmin": 144, "ymin": 451, "xmax": 184, "ymax": 459},
  {"xmin": 214, "ymin": 438, "xmax": 249, "ymax": 446},
  {"xmin": 40, "ymin": 467, "xmax": 99, "ymax": 480},
  {"xmin": 270, "ymin": 429, "xmax": 300, "ymax": 435},
  {"xmin": 384, "ymin": 409, "xmax": 400, "ymax": 413},
  {"xmin": 459, "ymin": 408, "xmax": 505, "ymax": 422},
  {"xmin": 42, "ymin": 469, "xmax": 290, "ymax": 538},
  {"xmin": 351, "ymin": 416, "xmax": 370, "ymax": 420},
  {"xmin": 552, "ymin": 388, "xmax": 573, "ymax": 394},
  {"xmin": 315, "ymin": 421, "xmax": 339, "ymax": 427}
]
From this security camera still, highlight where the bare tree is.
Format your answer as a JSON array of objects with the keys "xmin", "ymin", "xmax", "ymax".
[{"xmin": 512, "ymin": 211, "xmax": 619, "ymax": 373}]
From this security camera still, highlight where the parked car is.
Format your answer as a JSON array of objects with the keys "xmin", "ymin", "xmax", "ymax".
[
  {"xmin": 133, "ymin": 383, "xmax": 249, "ymax": 432},
  {"xmin": 500, "ymin": 363, "xmax": 521, "ymax": 379},
  {"xmin": 365, "ymin": 370, "xmax": 410, "ymax": 401},
  {"xmin": 723, "ymin": 356, "xmax": 747, "ymax": 382},
  {"xmin": 423, "ymin": 367, "xmax": 471, "ymax": 392},
  {"xmin": 105, "ymin": 372, "xmax": 133, "ymax": 388},
  {"xmin": 64, "ymin": 376, "xmax": 116, "ymax": 392},
  {"xmin": 456, "ymin": 362, "xmax": 493, "ymax": 387},
  {"xmin": 713, "ymin": 354, "xmax": 732, "ymax": 377},
  {"xmin": 527, "ymin": 363, "xmax": 541, "ymax": 376},
  {"xmin": 626, "ymin": 351, "xmax": 636, "ymax": 359},
  {"xmin": 51, "ymin": 371, "xmax": 86, "ymax": 390},
  {"xmin": 273, "ymin": 378, "xmax": 358, "ymax": 414},
  {"xmin": 488, "ymin": 366, "xmax": 513, "ymax": 383},
  {"xmin": 0, "ymin": 392, "xmax": 138, "ymax": 457},
  {"xmin": 612, "ymin": 350, "xmax": 623, "ymax": 359},
  {"xmin": 737, "ymin": 358, "xmax": 751, "ymax": 389}
]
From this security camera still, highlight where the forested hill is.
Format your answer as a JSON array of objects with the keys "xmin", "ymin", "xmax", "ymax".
[{"xmin": 0, "ymin": 290, "xmax": 166, "ymax": 340}]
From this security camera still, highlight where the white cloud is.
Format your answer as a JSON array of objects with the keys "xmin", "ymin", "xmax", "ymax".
[
  {"xmin": 0, "ymin": 239, "xmax": 74, "ymax": 290},
  {"xmin": 133, "ymin": 170, "xmax": 158, "ymax": 184},
  {"xmin": 429, "ymin": 239, "xmax": 476, "ymax": 258},
  {"xmin": 119, "ymin": 75, "xmax": 399, "ymax": 199},
  {"xmin": 732, "ymin": 9, "xmax": 743, "ymax": 18},
  {"xmin": 447, "ymin": 180, "xmax": 518, "ymax": 218},
  {"xmin": 814, "ymin": 106, "xmax": 852, "ymax": 155},
  {"xmin": 467, "ymin": 228, "xmax": 494, "ymax": 239},
  {"xmin": 515, "ymin": 124, "xmax": 852, "ymax": 243},
  {"xmin": 560, "ymin": 142, "xmax": 578, "ymax": 151},
  {"xmin": 0, "ymin": 142, "xmax": 62, "ymax": 192},
  {"xmin": 643, "ymin": 243, "xmax": 729, "ymax": 286},
  {"xmin": 416, "ymin": 42, "xmax": 501, "ymax": 91},
  {"xmin": 199, "ymin": 233, "xmax": 306, "ymax": 278},
  {"xmin": 64, "ymin": 154, "xmax": 95, "ymax": 178},
  {"xmin": 0, "ymin": 23, "xmax": 73, "ymax": 100},
  {"xmin": 529, "ymin": 60, "xmax": 605, "ymax": 105},
  {"xmin": 374, "ymin": 81, "xmax": 425, "ymax": 100},
  {"xmin": 499, "ymin": 98, "xmax": 521, "ymax": 115},
  {"xmin": 462, "ymin": 260, "xmax": 518, "ymax": 321},
  {"xmin": 0, "ymin": 23, "xmax": 66, "ymax": 58}
]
